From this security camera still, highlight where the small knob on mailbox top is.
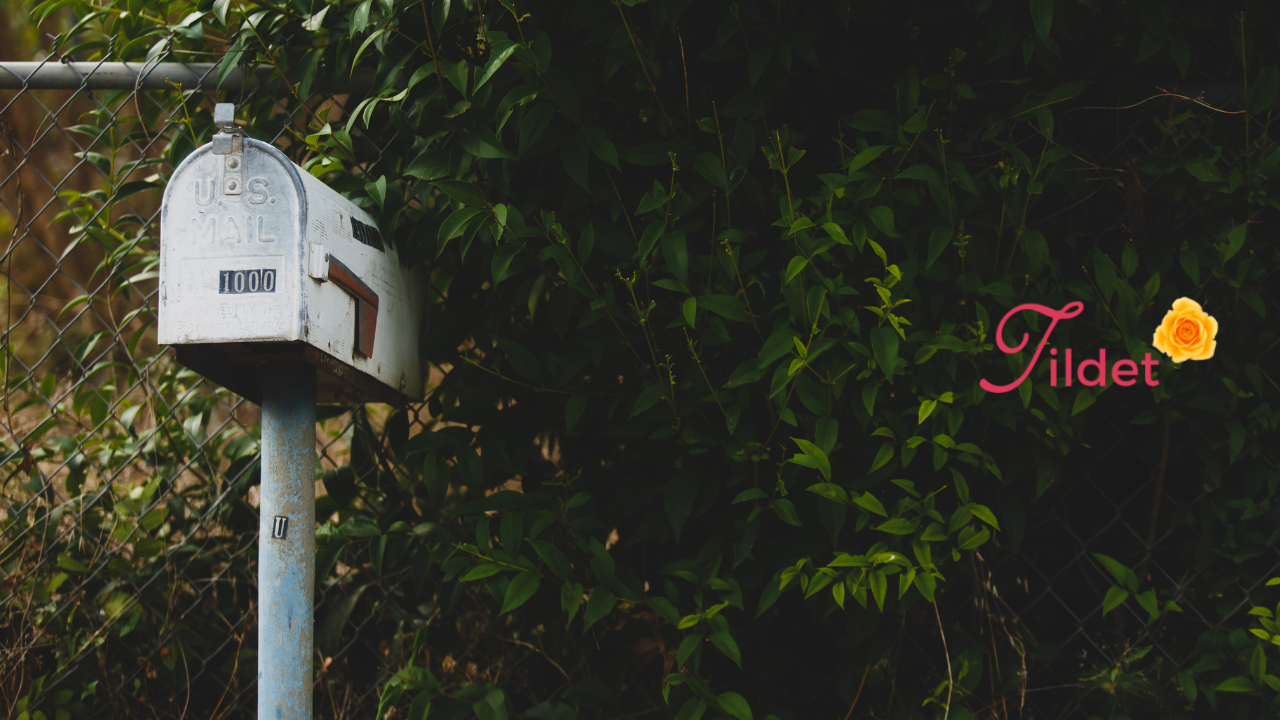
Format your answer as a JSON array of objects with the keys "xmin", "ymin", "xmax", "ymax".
[{"xmin": 213, "ymin": 103, "xmax": 236, "ymax": 131}]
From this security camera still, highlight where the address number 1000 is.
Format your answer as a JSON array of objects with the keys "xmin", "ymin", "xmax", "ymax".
[{"xmin": 219, "ymin": 269, "xmax": 276, "ymax": 295}]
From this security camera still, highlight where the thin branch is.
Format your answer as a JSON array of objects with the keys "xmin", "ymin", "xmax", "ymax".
[{"xmin": 1067, "ymin": 89, "xmax": 1246, "ymax": 116}]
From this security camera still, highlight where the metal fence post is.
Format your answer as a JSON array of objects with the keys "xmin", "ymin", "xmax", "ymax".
[{"xmin": 258, "ymin": 364, "xmax": 317, "ymax": 719}]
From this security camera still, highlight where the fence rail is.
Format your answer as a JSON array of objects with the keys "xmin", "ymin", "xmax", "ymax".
[{"xmin": 0, "ymin": 61, "xmax": 377, "ymax": 93}]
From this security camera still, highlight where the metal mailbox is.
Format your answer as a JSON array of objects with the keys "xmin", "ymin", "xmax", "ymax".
[
  {"xmin": 159, "ymin": 104, "xmax": 429, "ymax": 719},
  {"xmin": 159, "ymin": 104, "xmax": 425, "ymax": 407}
]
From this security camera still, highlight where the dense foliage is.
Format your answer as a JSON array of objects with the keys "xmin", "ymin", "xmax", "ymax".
[{"xmin": 8, "ymin": 0, "xmax": 1280, "ymax": 718}]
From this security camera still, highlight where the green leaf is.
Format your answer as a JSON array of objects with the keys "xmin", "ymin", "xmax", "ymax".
[
  {"xmin": 1178, "ymin": 671, "xmax": 1198, "ymax": 703},
  {"xmin": 716, "ymin": 692, "xmax": 753, "ymax": 720},
  {"xmin": 869, "ymin": 570, "xmax": 888, "ymax": 611},
  {"xmin": 926, "ymin": 227, "xmax": 952, "ymax": 269},
  {"xmin": 709, "ymin": 621, "xmax": 742, "ymax": 668},
  {"xmin": 1250, "ymin": 66, "xmax": 1279, "ymax": 116},
  {"xmin": 678, "ymin": 633, "xmax": 703, "ymax": 666},
  {"xmin": 1030, "ymin": 0, "xmax": 1053, "ymax": 42},
  {"xmin": 461, "ymin": 127, "xmax": 516, "ymax": 160},
  {"xmin": 213, "ymin": 0, "xmax": 231, "ymax": 24},
  {"xmin": 57, "ymin": 554, "xmax": 88, "ymax": 572},
  {"xmin": 432, "ymin": 180, "xmax": 486, "ymax": 207},
  {"xmin": 407, "ymin": 693, "xmax": 430, "ymax": 720},
  {"xmin": 969, "ymin": 504, "xmax": 1000, "ymax": 531},
  {"xmin": 896, "ymin": 164, "xmax": 942, "ymax": 183},
  {"xmin": 476, "ymin": 40, "xmax": 518, "ymax": 90},
  {"xmin": 1093, "ymin": 251, "xmax": 1117, "ymax": 301},
  {"xmin": 493, "ymin": 337, "xmax": 543, "ymax": 384},
  {"xmin": 1093, "ymin": 553, "xmax": 1139, "ymax": 591},
  {"xmin": 869, "ymin": 444, "xmax": 894, "ymax": 473},
  {"xmin": 1180, "ymin": 250, "xmax": 1201, "ymax": 284},
  {"xmin": 1225, "ymin": 225, "xmax": 1247, "ymax": 262},
  {"xmin": 692, "ymin": 152, "xmax": 729, "ymax": 191},
  {"xmin": 1136, "ymin": 589, "xmax": 1159, "ymax": 620},
  {"xmin": 461, "ymin": 563, "xmax": 505, "ymax": 581},
  {"xmin": 823, "ymin": 222, "xmax": 851, "ymax": 246},
  {"xmin": 583, "ymin": 587, "xmax": 616, "ymax": 631},
  {"xmin": 1071, "ymin": 390, "xmax": 1095, "ymax": 416},
  {"xmin": 565, "ymin": 394, "xmax": 589, "ymax": 434},
  {"xmin": 870, "ymin": 326, "xmax": 899, "ymax": 383},
  {"xmin": 698, "ymin": 294, "xmax": 750, "ymax": 323},
  {"xmin": 758, "ymin": 327, "xmax": 800, "ymax": 368},
  {"xmin": 853, "ymin": 492, "xmax": 887, "ymax": 517},
  {"xmin": 957, "ymin": 526, "xmax": 989, "ymax": 549},
  {"xmin": 630, "ymin": 382, "xmax": 665, "ymax": 418},
  {"xmin": 560, "ymin": 134, "xmax": 590, "ymax": 190},
  {"xmin": 784, "ymin": 256, "xmax": 808, "ymax": 285},
  {"xmin": 500, "ymin": 572, "xmax": 540, "ymax": 614},
  {"xmin": 583, "ymin": 126, "xmax": 621, "ymax": 170},
  {"xmin": 918, "ymin": 399, "xmax": 937, "ymax": 425},
  {"xmin": 377, "ymin": 684, "xmax": 405, "ymax": 720},
  {"xmin": 683, "ymin": 297, "xmax": 697, "ymax": 328},
  {"xmin": 491, "ymin": 243, "xmax": 521, "ymax": 285},
  {"xmin": 648, "ymin": 596, "xmax": 680, "ymax": 626},
  {"xmin": 875, "ymin": 518, "xmax": 917, "ymax": 535},
  {"xmin": 1216, "ymin": 676, "xmax": 1256, "ymax": 693},
  {"xmin": 807, "ymin": 483, "xmax": 848, "ymax": 504},
  {"xmin": 1102, "ymin": 585, "xmax": 1129, "ymax": 615},
  {"xmin": 790, "ymin": 438, "xmax": 831, "ymax": 480},
  {"xmin": 867, "ymin": 205, "xmax": 898, "ymax": 237},
  {"xmin": 771, "ymin": 498, "xmax": 803, "ymax": 526},
  {"xmin": 845, "ymin": 144, "xmax": 889, "ymax": 173},
  {"xmin": 473, "ymin": 689, "xmax": 508, "ymax": 720},
  {"xmin": 662, "ymin": 231, "xmax": 689, "ymax": 286}
]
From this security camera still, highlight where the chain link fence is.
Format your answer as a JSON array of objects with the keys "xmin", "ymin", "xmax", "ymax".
[
  {"xmin": 0, "ymin": 39, "xmax": 442, "ymax": 719},
  {"xmin": 2, "ymin": 34, "xmax": 1279, "ymax": 720},
  {"xmin": 976, "ymin": 74, "xmax": 1280, "ymax": 717}
]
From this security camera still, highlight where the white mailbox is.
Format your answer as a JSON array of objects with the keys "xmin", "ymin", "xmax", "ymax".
[{"xmin": 158, "ymin": 104, "xmax": 425, "ymax": 406}]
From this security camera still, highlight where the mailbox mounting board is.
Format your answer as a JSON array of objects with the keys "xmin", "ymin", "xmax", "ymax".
[{"xmin": 159, "ymin": 137, "xmax": 425, "ymax": 406}]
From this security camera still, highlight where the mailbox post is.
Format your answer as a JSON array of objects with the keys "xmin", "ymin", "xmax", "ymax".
[{"xmin": 159, "ymin": 104, "xmax": 425, "ymax": 718}]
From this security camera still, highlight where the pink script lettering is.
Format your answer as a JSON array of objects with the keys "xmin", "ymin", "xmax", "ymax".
[{"xmin": 979, "ymin": 301, "xmax": 1085, "ymax": 393}]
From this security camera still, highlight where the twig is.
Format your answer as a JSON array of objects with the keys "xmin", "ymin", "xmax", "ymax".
[
  {"xmin": 842, "ymin": 664, "xmax": 870, "ymax": 720},
  {"xmin": 935, "ymin": 600, "xmax": 953, "ymax": 720},
  {"xmin": 208, "ymin": 624, "xmax": 248, "ymax": 720},
  {"xmin": 499, "ymin": 636, "xmax": 571, "ymax": 683},
  {"xmin": 614, "ymin": 2, "xmax": 675, "ymax": 131},
  {"xmin": 677, "ymin": 28, "xmax": 691, "ymax": 142},
  {"xmin": 1067, "ymin": 89, "xmax": 1246, "ymax": 116}
]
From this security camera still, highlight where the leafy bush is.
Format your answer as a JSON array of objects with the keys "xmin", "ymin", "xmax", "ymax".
[{"xmin": 7, "ymin": 0, "xmax": 1280, "ymax": 719}]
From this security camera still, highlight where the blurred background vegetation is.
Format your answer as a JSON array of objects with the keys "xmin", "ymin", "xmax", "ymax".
[{"xmin": 4, "ymin": 1, "xmax": 1280, "ymax": 719}]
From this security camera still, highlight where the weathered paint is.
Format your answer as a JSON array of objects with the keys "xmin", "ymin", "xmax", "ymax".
[
  {"xmin": 258, "ymin": 365, "xmax": 316, "ymax": 720},
  {"xmin": 158, "ymin": 131, "xmax": 425, "ymax": 405}
]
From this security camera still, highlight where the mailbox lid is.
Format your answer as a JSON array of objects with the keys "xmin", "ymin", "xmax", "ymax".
[
  {"xmin": 158, "ymin": 139, "xmax": 307, "ymax": 346},
  {"xmin": 297, "ymin": 171, "xmax": 426, "ymax": 401}
]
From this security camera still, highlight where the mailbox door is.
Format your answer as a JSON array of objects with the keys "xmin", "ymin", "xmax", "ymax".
[
  {"xmin": 159, "ymin": 140, "xmax": 306, "ymax": 346},
  {"xmin": 296, "ymin": 172, "xmax": 425, "ymax": 400}
]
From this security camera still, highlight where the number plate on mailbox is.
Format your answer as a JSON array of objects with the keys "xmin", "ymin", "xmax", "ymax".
[{"xmin": 219, "ymin": 269, "xmax": 277, "ymax": 294}]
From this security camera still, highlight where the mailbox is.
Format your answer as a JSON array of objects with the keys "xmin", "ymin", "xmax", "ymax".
[{"xmin": 158, "ymin": 104, "xmax": 425, "ymax": 407}]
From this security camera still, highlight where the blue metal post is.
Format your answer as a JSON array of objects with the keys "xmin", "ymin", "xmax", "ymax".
[{"xmin": 258, "ymin": 364, "xmax": 317, "ymax": 719}]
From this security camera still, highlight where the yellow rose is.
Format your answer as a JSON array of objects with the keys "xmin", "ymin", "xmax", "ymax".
[{"xmin": 1152, "ymin": 297, "xmax": 1217, "ymax": 363}]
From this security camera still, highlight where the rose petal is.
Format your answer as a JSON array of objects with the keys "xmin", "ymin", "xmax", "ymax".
[
  {"xmin": 1153, "ymin": 326, "xmax": 1170, "ymax": 355},
  {"xmin": 1172, "ymin": 297, "xmax": 1201, "ymax": 313}
]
